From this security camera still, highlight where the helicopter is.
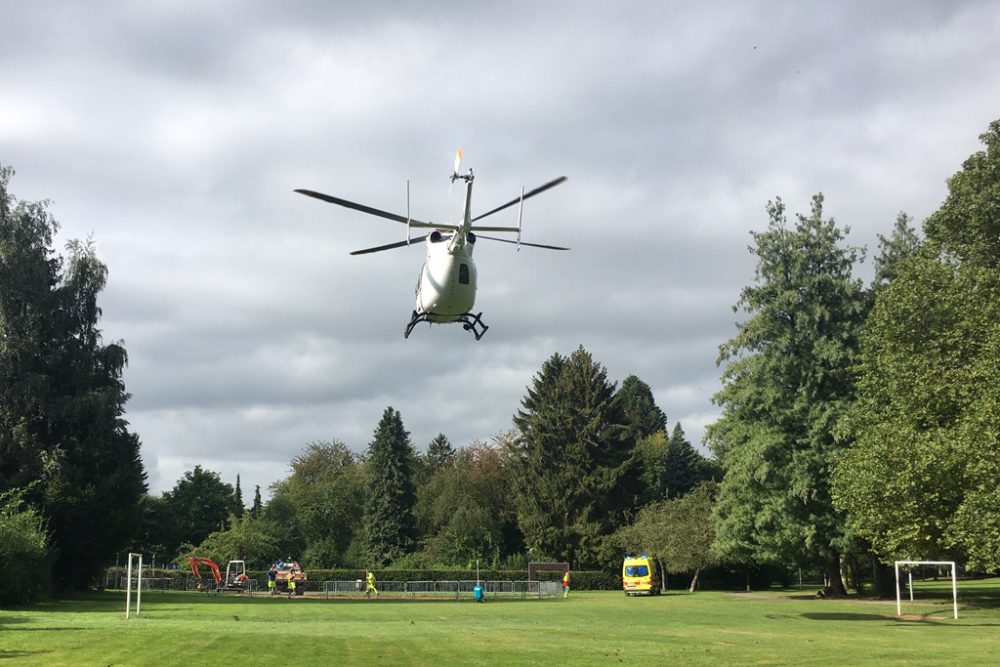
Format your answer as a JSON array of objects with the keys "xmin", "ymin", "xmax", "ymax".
[{"xmin": 295, "ymin": 150, "xmax": 568, "ymax": 340}]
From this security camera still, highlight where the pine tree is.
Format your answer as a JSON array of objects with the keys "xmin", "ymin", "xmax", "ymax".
[
  {"xmin": 510, "ymin": 347, "xmax": 638, "ymax": 567},
  {"xmin": 251, "ymin": 485, "xmax": 263, "ymax": 518},
  {"xmin": 426, "ymin": 433, "xmax": 455, "ymax": 472},
  {"xmin": 362, "ymin": 407, "xmax": 417, "ymax": 566},
  {"xmin": 234, "ymin": 474, "xmax": 245, "ymax": 517},
  {"xmin": 660, "ymin": 423, "xmax": 705, "ymax": 499},
  {"xmin": 616, "ymin": 375, "xmax": 667, "ymax": 441}
]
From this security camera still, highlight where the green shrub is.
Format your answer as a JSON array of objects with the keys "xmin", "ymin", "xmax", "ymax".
[{"xmin": 0, "ymin": 489, "xmax": 52, "ymax": 604}]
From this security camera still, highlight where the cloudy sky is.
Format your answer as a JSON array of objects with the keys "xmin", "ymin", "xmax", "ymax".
[{"xmin": 3, "ymin": 1, "xmax": 999, "ymax": 499}]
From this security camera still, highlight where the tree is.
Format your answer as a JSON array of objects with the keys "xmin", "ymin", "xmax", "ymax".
[
  {"xmin": 708, "ymin": 194, "xmax": 867, "ymax": 595},
  {"xmin": 251, "ymin": 485, "xmax": 263, "ymax": 518},
  {"xmin": 873, "ymin": 212, "xmax": 920, "ymax": 290},
  {"xmin": 0, "ymin": 488, "xmax": 51, "ymax": 604},
  {"xmin": 616, "ymin": 375, "xmax": 668, "ymax": 441},
  {"xmin": 0, "ymin": 166, "xmax": 146, "ymax": 589},
  {"xmin": 425, "ymin": 433, "xmax": 456, "ymax": 472},
  {"xmin": 833, "ymin": 120, "xmax": 1000, "ymax": 572},
  {"xmin": 616, "ymin": 375, "xmax": 669, "ymax": 502},
  {"xmin": 234, "ymin": 474, "xmax": 245, "ymax": 517},
  {"xmin": 660, "ymin": 423, "xmax": 711, "ymax": 499},
  {"xmin": 610, "ymin": 482, "xmax": 718, "ymax": 592},
  {"xmin": 362, "ymin": 407, "xmax": 418, "ymax": 566},
  {"xmin": 195, "ymin": 512, "xmax": 280, "ymax": 569},
  {"xmin": 161, "ymin": 466, "xmax": 237, "ymax": 554},
  {"xmin": 269, "ymin": 441, "xmax": 365, "ymax": 567},
  {"xmin": 509, "ymin": 347, "xmax": 639, "ymax": 568},
  {"xmin": 633, "ymin": 430, "xmax": 669, "ymax": 503},
  {"xmin": 415, "ymin": 437, "xmax": 521, "ymax": 567}
]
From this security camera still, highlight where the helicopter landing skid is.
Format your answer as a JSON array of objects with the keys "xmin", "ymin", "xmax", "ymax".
[{"xmin": 404, "ymin": 311, "xmax": 489, "ymax": 340}]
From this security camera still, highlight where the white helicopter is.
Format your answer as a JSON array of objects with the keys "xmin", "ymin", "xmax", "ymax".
[{"xmin": 295, "ymin": 150, "xmax": 568, "ymax": 340}]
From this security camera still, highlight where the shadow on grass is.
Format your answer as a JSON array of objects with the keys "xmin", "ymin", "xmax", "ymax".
[
  {"xmin": 802, "ymin": 612, "xmax": 917, "ymax": 623},
  {"xmin": 0, "ymin": 651, "xmax": 49, "ymax": 661},
  {"xmin": 2, "ymin": 627, "xmax": 88, "ymax": 632},
  {"xmin": 0, "ymin": 616, "xmax": 31, "ymax": 624}
]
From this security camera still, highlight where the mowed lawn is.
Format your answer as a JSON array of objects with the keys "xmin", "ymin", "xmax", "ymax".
[{"xmin": 2, "ymin": 580, "xmax": 999, "ymax": 666}]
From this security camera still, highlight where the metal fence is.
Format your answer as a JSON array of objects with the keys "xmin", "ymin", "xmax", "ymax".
[
  {"xmin": 111, "ymin": 575, "xmax": 260, "ymax": 594},
  {"xmin": 321, "ymin": 580, "xmax": 559, "ymax": 600},
  {"xmin": 107, "ymin": 576, "xmax": 558, "ymax": 600}
]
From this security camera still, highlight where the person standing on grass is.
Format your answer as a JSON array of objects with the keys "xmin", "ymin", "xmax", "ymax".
[
  {"xmin": 267, "ymin": 566, "xmax": 277, "ymax": 595},
  {"xmin": 563, "ymin": 570, "xmax": 571, "ymax": 598},
  {"xmin": 366, "ymin": 571, "xmax": 378, "ymax": 600},
  {"xmin": 288, "ymin": 576, "xmax": 297, "ymax": 597}
]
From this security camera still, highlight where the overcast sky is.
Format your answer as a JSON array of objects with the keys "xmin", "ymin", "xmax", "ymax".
[{"xmin": 3, "ymin": 1, "xmax": 999, "ymax": 500}]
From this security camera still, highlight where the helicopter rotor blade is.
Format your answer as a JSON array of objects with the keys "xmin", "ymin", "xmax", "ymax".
[
  {"xmin": 470, "ymin": 176, "xmax": 567, "ymax": 222},
  {"xmin": 475, "ymin": 234, "xmax": 569, "ymax": 251},
  {"xmin": 350, "ymin": 236, "xmax": 427, "ymax": 256},
  {"xmin": 295, "ymin": 188, "xmax": 433, "ymax": 227}
]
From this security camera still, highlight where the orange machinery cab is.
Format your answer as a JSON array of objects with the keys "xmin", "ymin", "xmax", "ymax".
[{"xmin": 622, "ymin": 554, "xmax": 661, "ymax": 596}]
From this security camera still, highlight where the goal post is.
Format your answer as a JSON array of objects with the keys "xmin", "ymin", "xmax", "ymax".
[
  {"xmin": 125, "ymin": 552, "xmax": 143, "ymax": 620},
  {"xmin": 894, "ymin": 560, "xmax": 957, "ymax": 619},
  {"xmin": 527, "ymin": 562, "xmax": 569, "ymax": 581}
]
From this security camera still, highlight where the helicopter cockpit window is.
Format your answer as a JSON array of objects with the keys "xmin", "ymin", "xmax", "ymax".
[{"xmin": 459, "ymin": 263, "xmax": 470, "ymax": 285}]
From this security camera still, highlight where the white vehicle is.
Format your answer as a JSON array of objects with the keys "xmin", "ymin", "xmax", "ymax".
[{"xmin": 296, "ymin": 150, "xmax": 568, "ymax": 339}]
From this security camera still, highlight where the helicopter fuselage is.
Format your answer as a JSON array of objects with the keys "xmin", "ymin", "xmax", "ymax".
[{"xmin": 415, "ymin": 232, "xmax": 478, "ymax": 322}]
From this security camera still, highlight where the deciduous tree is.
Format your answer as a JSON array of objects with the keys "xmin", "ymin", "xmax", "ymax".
[
  {"xmin": 270, "ymin": 440, "xmax": 365, "ymax": 567},
  {"xmin": 162, "ymin": 466, "xmax": 237, "ymax": 554},
  {"xmin": 416, "ymin": 438, "xmax": 520, "ymax": 567},
  {"xmin": 833, "ymin": 120, "xmax": 1000, "ymax": 572},
  {"xmin": 0, "ymin": 166, "xmax": 146, "ymax": 589}
]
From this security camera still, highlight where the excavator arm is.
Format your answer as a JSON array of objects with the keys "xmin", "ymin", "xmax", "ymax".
[{"xmin": 188, "ymin": 557, "xmax": 222, "ymax": 585}]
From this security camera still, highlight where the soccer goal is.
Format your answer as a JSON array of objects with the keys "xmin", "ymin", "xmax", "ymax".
[
  {"xmin": 125, "ymin": 552, "xmax": 143, "ymax": 620},
  {"xmin": 894, "ymin": 560, "xmax": 958, "ymax": 619}
]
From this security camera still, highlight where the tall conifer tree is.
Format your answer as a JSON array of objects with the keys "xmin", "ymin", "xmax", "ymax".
[
  {"xmin": 362, "ymin": 407, "xmax": 417, "ymax": 566},
  {"xmin": 708, "ymin": 194, "xmax": 866, "ymax": 595},
  {"xmin": 510, "ymin": 347, "xmax": 638, "ymax": 567}
]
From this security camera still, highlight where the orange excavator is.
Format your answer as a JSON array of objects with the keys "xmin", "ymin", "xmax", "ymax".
[{"xmin": 189, "ymin": 557, "xmax": 250, "ymax": 593}]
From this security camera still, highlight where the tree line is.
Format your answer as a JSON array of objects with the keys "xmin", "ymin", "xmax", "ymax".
[
  {"xmin": 3, "ymin": 119, "xmax": 999, "ymax": 604},
  {"xmin": 129, "ymin": 361, "xmax": 717, "ymax": 576}
]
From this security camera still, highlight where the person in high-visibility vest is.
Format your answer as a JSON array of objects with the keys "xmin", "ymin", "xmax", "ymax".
[
  {"xmin": 267, "ymin": 567, "xmax": 277, "ymax": 595},
  {"xmin": 288, "ymin": 576, "xmax": 297, "ymax": 597},
  {"xmin": 365, "ymin": 571, "xmax": 378, "ymax": 600},
  {"xmin": 562, "ymin": 570, "xmax": 571, "ymax": 598}
]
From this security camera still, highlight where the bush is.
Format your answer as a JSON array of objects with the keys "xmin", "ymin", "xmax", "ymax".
[{"xmin": 0, "ymin": 489, "xmax": 52, "ymax": 604}]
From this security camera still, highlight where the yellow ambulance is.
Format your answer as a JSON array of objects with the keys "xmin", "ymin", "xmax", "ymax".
[{"xmin": 622, "ymin": 554, "xmax": 661, "ymax": 596}]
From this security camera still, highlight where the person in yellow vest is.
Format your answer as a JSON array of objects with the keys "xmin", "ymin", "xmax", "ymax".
[
  {"xmin": 267, "ymin": 566, "xmax": 277, "ymax": 595},
  {"xmin": 562, "ymin": 570, "xmax": 571, "ymax": 598},
  {"xmin": 365, "ymin": 571, "xmax": 378, "ymax": 600},
  {"xmin": 288, "ymin": 576, "xmax": 297, "ymax": 597}
]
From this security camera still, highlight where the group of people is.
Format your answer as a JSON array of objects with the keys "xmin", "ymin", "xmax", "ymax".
[{"xmin": 265, "ymin": 560, "xmax": 303, "ymax": 596}]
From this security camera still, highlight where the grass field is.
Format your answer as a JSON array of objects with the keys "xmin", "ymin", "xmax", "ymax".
[{"xmin": 2, "ymin": 579, "xmax": 999, "ymax": 666}]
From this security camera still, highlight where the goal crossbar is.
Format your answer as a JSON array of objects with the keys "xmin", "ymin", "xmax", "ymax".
[{"xmin": 894, "ymin": 560, "xmax": 957, "ymax": 619}]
